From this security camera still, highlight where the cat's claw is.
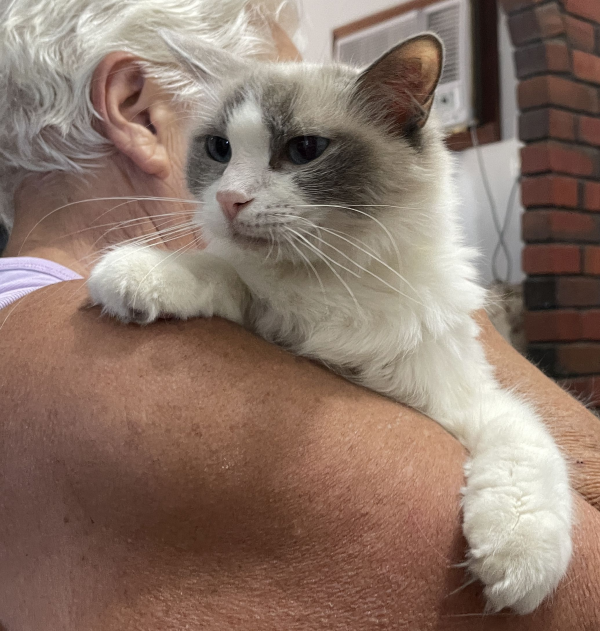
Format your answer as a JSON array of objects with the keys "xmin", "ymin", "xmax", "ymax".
[
  {"xmin": 88, "ymin": 245, "xmax": 244, "ymax": 325},
  {"xmin": 462, "ymin": 456, "xmax": 572, "ymax": 614},
  {"xmin": 468, "ymin": 531, "xmax": 571, "ymax": 614}
]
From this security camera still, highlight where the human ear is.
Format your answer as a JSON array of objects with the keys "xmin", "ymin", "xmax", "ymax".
[
  {"xmin": 355, "ymin": 34, "xmax": 443, "ymax": 135},
  {"xmin": 91, "ymin": 52, "xmax": 172, "ymax": 179},
  {"xmin": 270, "ymin": 21, "xmax": 302, "ymax": 61}
]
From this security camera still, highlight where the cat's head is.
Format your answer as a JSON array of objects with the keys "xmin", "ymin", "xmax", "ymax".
[{"xmin": 165, "ymin": 32, "xmax": 450, "ymax": 267}]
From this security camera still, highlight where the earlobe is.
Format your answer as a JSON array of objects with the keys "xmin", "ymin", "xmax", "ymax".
[
  {"xmin": 91, "ymin": 52, "xmax": 171, "ymax": 179},
  {"xmin": 356, "ymin": 34, "xmax": 444, "ymax": 134}
]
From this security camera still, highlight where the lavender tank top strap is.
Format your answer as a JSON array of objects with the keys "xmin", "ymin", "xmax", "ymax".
[{"xmin": 0, "ymin": 257, "xmax": 83, "ymax": 310}]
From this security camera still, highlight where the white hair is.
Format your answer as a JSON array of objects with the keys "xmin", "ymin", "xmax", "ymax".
[{"xmin": 0, "ymin": 0, "xmax": 299, "ymax": 223}]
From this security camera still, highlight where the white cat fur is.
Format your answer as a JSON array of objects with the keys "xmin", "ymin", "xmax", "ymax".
[{"xmin": 88, "ymin": 38, "xmax": 572, "ymax": 614}]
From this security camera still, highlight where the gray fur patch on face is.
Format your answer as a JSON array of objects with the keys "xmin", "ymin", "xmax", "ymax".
[
  {"xmin": 214, "ymin": 85, "xmax": 250, "ymax": 132},
  {"xmin": 186, "ymin": 85, "xmax": 250, "ymax": 195},
  {"xmin": 253, "ymin": 77, "xmax": 389, "ymax": 208},
  {"xmin": 291, "ymin": 131, "xmax": 386, "ymax": 209},
  {"xmin": 185, "ymin": 63, "xmax": 431, "ymax": 218},
  {"xmin": 258, "ymin": 83, "xmax": 299, "ymax": 168},
  {"xmin": 186, "ymin": 133, "xmax": 228, "ymax": 196}
]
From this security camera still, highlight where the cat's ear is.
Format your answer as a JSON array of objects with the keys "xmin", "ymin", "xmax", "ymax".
[
  {"xmin": 160, "ymin": 30, "xmax": 248, "ymax": 82},
  {"xmin": 355, "ymin": 34, "xmax": 443, "ymax": 134}
]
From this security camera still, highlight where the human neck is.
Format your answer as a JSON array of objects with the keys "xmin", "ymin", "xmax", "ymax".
[{"xmin": 4, "ymin": 155, "xmax": 198, "ymax": 277}]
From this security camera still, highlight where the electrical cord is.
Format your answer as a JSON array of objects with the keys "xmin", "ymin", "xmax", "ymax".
[
  {"xmin": 469, "ymin": 126, "xmax": 518, "ymax": 284},
  {"xmin": 497, "ymin": 177, "xmax": 519, "ymax": 283}
]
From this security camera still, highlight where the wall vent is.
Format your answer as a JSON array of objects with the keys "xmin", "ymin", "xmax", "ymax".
[{"xmin": 334, "ymin": 0, "xmax": 474, "ymax": 131}]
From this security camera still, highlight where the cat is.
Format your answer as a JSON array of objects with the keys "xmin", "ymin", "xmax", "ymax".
[{"xmin": 88, "ymin": 33, "xmax": 572, "ymax": 614}]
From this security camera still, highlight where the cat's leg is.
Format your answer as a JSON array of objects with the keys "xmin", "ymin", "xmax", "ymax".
[
  {"xmin": 88, "ymin": 244, "xmax": 248, "ymax": 325},
  {"xmin": 453, "ymin": 389, "xmax": 572, "ymax": 614},
  {"xmin": 411, "ymin": 343, "xmax": 572, "ymax": 614},
  {"xmin": 381, "ymin": 333, "xmax": 572, "ymax": 614}
]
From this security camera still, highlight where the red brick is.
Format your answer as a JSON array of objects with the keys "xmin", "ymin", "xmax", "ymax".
[
  {"xmin": 565, "ymin": 15, "xmax": 596, "ymax": 53},
  {"xmin": 585, "ymin": 182, "xmax": 600, "ymax": 211},
  {"xmin": 564, "ymin": 0, "xmax": 600, "ymax": 23},
  {"xmin": 508, "ymin": 3, "xmax": 565, "ymax": 46},
  {"xmin": 545, "ymin": 40, "xmax": 572, "ymax": 72},
  {"xmin": 519, "ymin": 76, "xmax": 599, "ymax": 114},
  {"xmin": 521, "ymin": 141, "xmax": 597, "ymax": 176},
  {"xmin": 515, "ymin": 40, "xmax": 570, "ymax": 79},
  {"xmin": 525, "ymin": 278, "xmax": 559, "ymax": 309},
  {"xmin": 521, "ymin": 144, "xmax": 553, "ymax": 174},
  {"xmin": 522, "ymin": 209, "xmax": 600, "ymax": 242},
  {"xmin": 524, "ymin": 310, "xmax": 582, "ymax": 341},
  {"xmin": 537, "ymin": 2, "xmax": 568, "ymax": 36},
  {"xmin": 557, "ymin": 343, "xmax": 600, "ymax": 375},
  {"xmin": 523, "ymin": 244, "xmax": 582, "ymax": 274},
  {"xmin": 548, "ymin": 109, "xmax": 578, "ymax": 139},
  {"xmin": 521, "ymin": 175, "xmax": 580, "ymax": 208},
  {"xmin": 578, "ymin": 115, "xmax": 600, "ymax": 145},
  {"xmin": 560, "ymin": 376, "xmax": 600, "ymax": 405},
  {"xmin": 573, "ymin": 50, "xmax": 600, "ymax": 84},
  {"xmin": 525, "ymin": 279, "xmax": 600, "ymax": 310},
  {"xmin": 509, "ymin": 9, "xmax": 540, "ymax": 45},
  {"xmin": 520, "ymin": 109, "xmax": 576, "ymax": 141},
  {"xmin": 582, "ymin": 310, "xmax": 600, "ymax": 339},
  {"xmin": 557, "ymin": 277, "xmax": 600, "ymax": 306},
  {"xmin": 584, "ymin": 246, "xmax": 600, "ymax": 274}
]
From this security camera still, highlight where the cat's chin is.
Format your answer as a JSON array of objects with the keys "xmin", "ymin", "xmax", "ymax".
[{"xmin": 229, "ymin": 226, "xmax": 271, "ymax": 249}]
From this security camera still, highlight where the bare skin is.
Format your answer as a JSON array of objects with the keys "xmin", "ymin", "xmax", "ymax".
[
  {"xmin": 1, "ymin": 21, "xmax": 600, "ymax": 631},
  {"xmin": 1, "ymin": 285, "xmax": 600, "ymax": 630}
]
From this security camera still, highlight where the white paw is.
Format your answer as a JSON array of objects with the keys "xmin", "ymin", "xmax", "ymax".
[
  {"xmin": 462, "ymin": 454, "xmax": 572, "ymax": 614},
  {"xmin": 88, "ymin": 245, "xmax": 244, "ymax": 325}
]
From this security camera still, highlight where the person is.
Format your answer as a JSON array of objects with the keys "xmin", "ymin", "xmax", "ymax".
[{"xmin": 1, "ymin": 1, "xmax": 599, "ymax": 629}]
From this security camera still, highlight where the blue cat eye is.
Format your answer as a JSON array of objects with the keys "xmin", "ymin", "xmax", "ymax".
[
  {"xmin": 287, "ymin": 136, "xmax": 330, "ymax": 165},
  {"xmin": 206, "ymin": 135, "xmax": 232, "ymax": 163}
]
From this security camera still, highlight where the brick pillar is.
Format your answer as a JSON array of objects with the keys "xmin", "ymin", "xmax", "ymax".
[{"xmin": 499, "ymin": 0, "xmax": 600, "ymax": 403}]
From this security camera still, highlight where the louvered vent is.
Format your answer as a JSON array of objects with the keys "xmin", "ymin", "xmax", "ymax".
[
  {"xmin": 426, "ymin": 4, "xmax": 460, "ymax": 84},
  {"xmin": 333, "ymin": 0, "xmax": 473, "ymax": 130},
  {"xmin": 335, "ymin": 12, "xmax": 420, "ymax": 68}
]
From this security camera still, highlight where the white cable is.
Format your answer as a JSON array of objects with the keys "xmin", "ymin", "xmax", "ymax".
[{"xmin": 469, "ymin": 126, "xmax": 516, "ymax": 283}]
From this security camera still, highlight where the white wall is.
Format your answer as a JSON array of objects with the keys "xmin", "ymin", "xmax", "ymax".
[{"xmin": 298, "ymin": 0, "xmax": 524, "ymax": 285}]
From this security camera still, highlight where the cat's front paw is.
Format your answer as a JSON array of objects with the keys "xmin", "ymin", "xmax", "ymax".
[
  {"xmin": 88, "ymin": 245, "xmax": 230, "ymax": 324},
  {"xmin": 462, "ymin": 456, "xmax": 572, "ymax": 614}
]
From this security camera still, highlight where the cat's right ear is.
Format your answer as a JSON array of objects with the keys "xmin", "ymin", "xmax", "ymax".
[
  {"xmin": 160, "ymin": 30, "xmax": 248, "ymax": 82},
  {"xmin": 354, "ymin": 34, "xmax": 443, "ymax": 136}
]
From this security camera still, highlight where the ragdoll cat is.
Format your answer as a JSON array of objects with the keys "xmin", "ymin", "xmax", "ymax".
[{"xmin": 88, "ymin": 33, "xmax": 572, "ymax": 613}]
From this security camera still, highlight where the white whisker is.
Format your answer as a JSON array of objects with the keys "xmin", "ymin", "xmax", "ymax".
[
  {"xmin": 55, "ymin": 214, "xmax": 192, "ymax": 244},
  {"xmin": 282, "ymin": 231, "xmax": 327, "ymax": 303},
  {"xmin": 17, "ymin": 196, "xmax": 199, "ymax": 255},
  {"xmin": 295, "ymin": 218, "xmax": 423, "ymax": 302},
  {"xmin": 286, "ymin": 228, "xmax": 363, "ymax": 313},
  {"xmin": 265, "ymin": 228, "xmax": 276, "ymax": 262},
  {"xmin": 296, "ymin": 204, "xmax": 404, "ymax": 275},
  {"xmin": 296, "ymin": 226, "xmax": 425, "ymax": 309},
  {"xmin": 80, "ymin": 225, "xmax": 198, "ymax": 267}
]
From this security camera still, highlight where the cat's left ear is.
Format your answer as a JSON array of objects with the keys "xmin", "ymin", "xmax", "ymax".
[
  {"xmin": 160, "ymin": 30, "xmax": 248, "ymax": 82},
  {"xmin": 355, "ymin": 34, "xmax": 443, "ymax": 134}
]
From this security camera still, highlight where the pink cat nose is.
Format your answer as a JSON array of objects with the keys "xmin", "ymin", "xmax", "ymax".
[{"xmin": 216, "ymin": 190, "xmax": 254, "ymax": 221}]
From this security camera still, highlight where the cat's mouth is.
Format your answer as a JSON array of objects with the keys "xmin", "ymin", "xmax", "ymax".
[
  {"xmin": 229, "ymin": 219, "xmax": 295, "ymax": 249},
  {"xmin": 229, "ymin": 224, "xmax": 272, "ymax": 248}
]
